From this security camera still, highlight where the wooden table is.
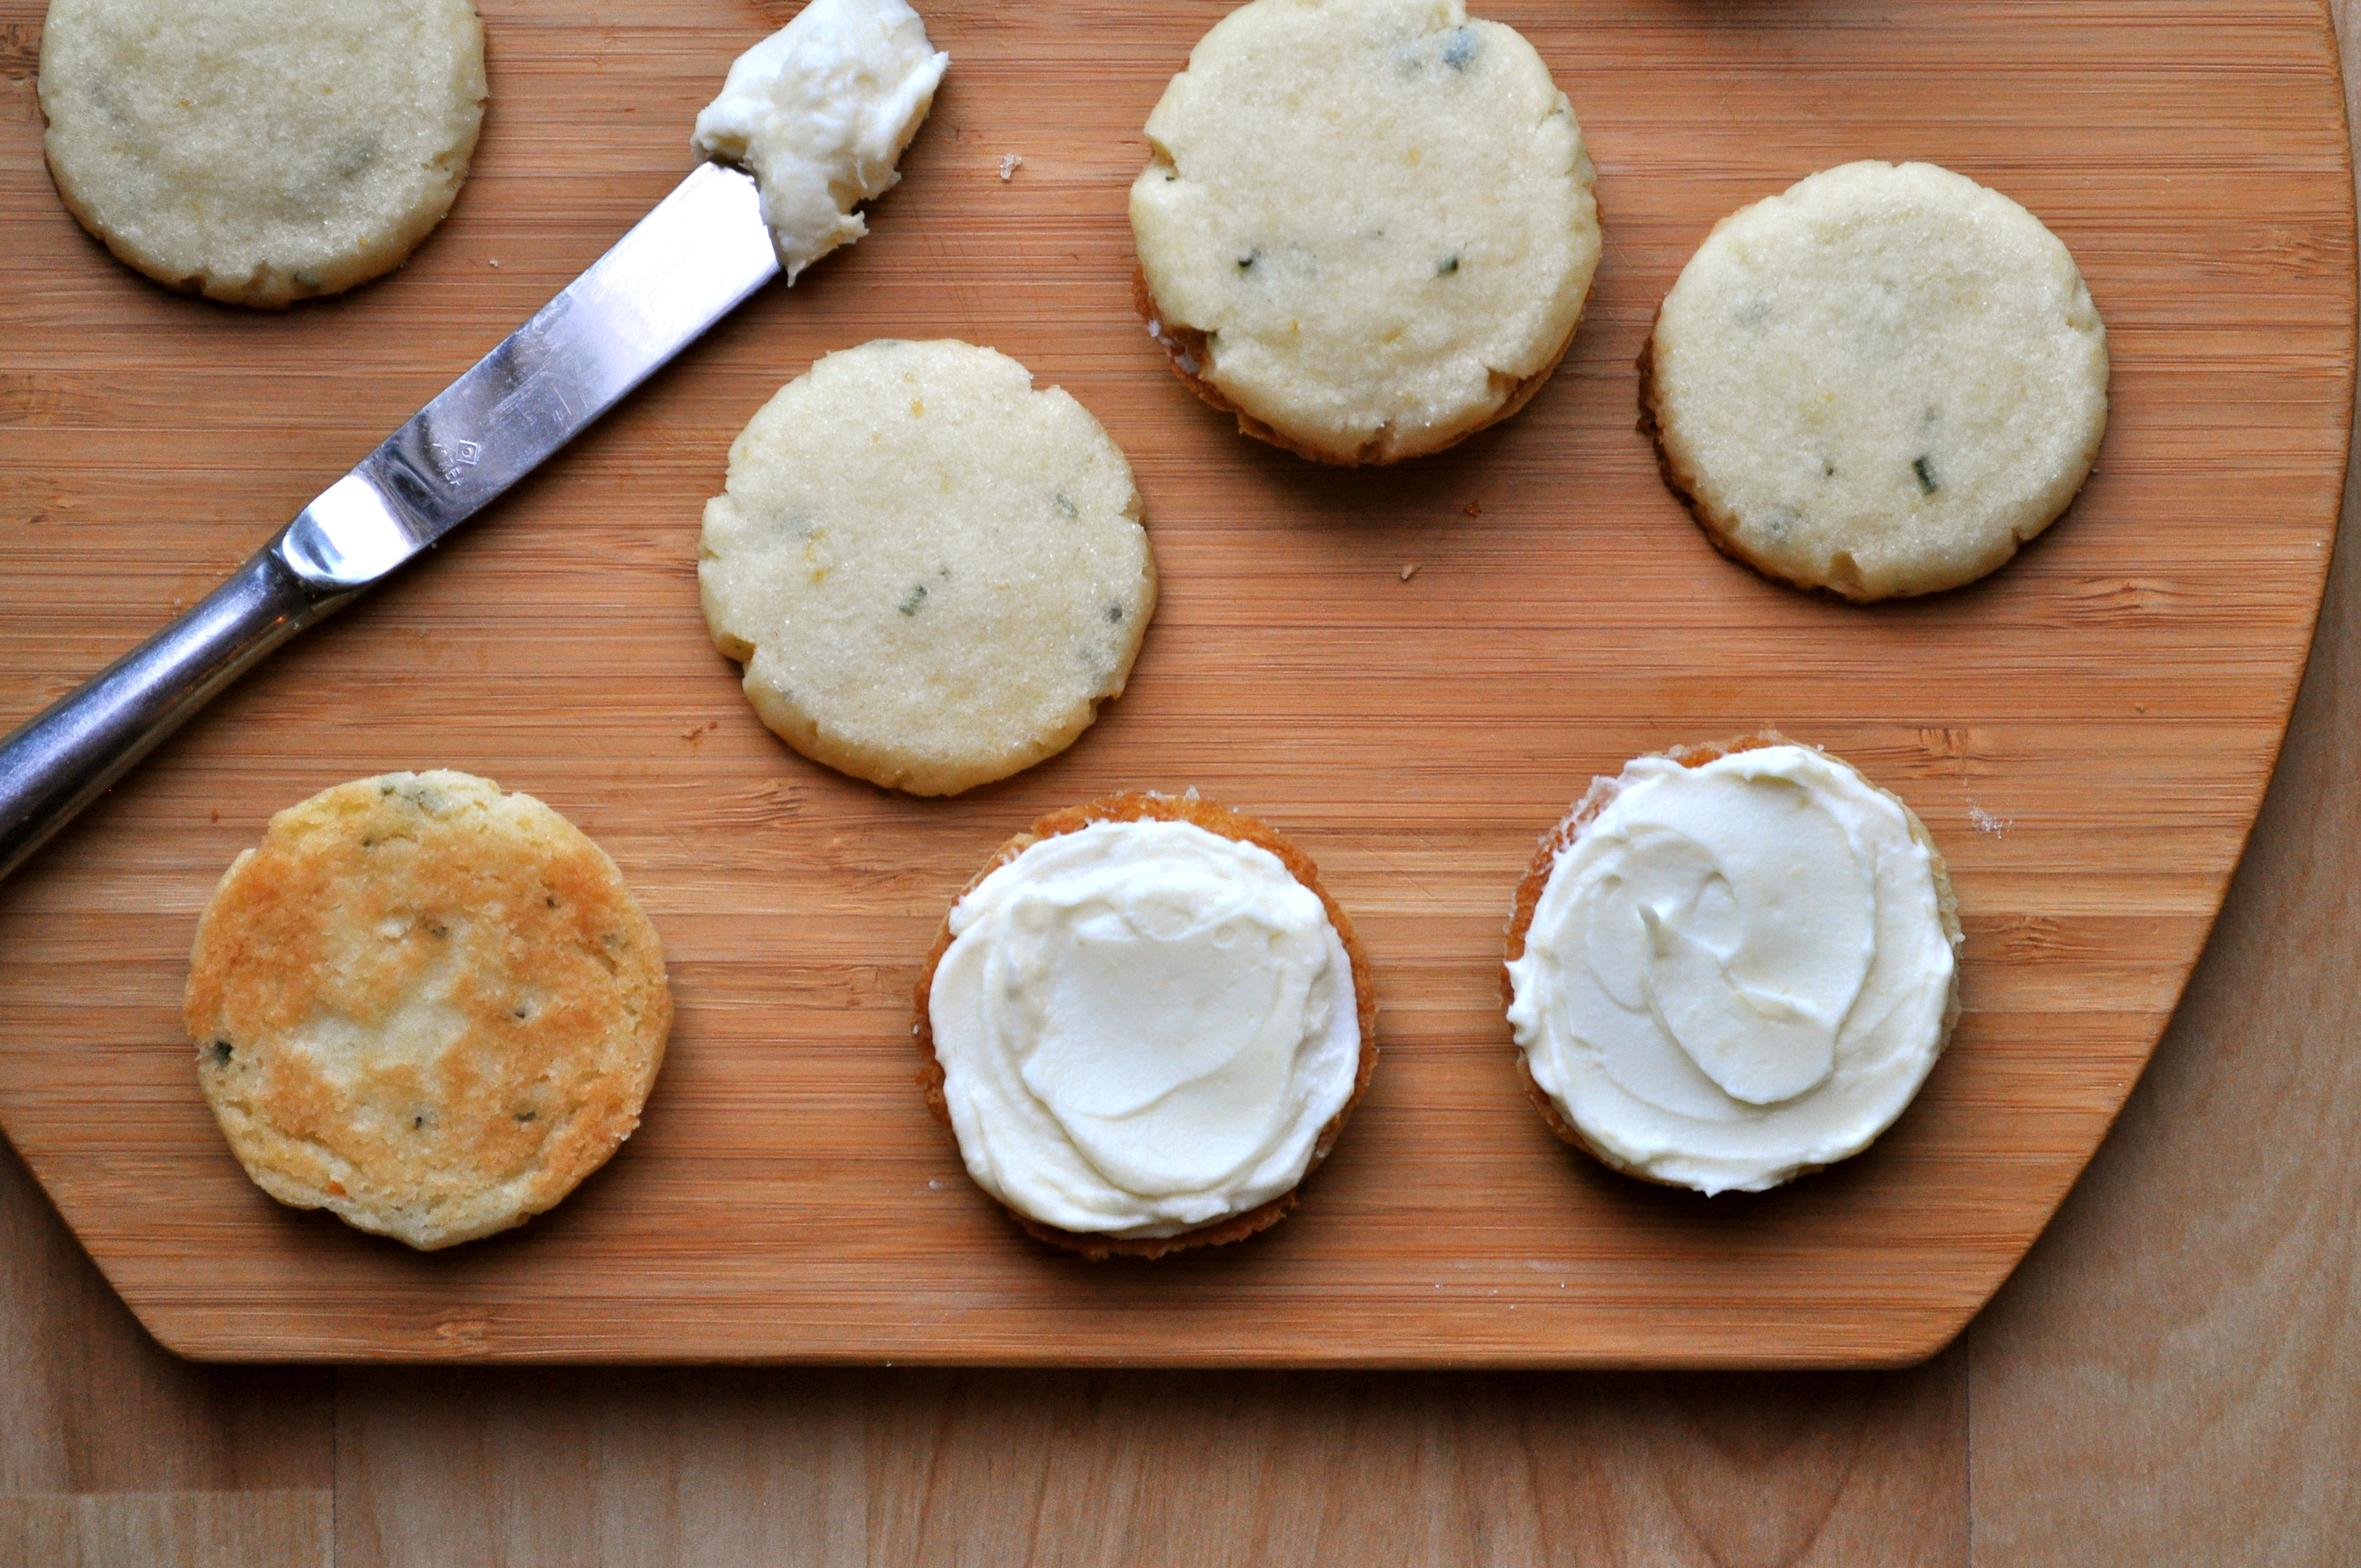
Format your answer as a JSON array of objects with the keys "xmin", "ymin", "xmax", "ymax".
[{"xmin": 3, "ymin": 4, "xmax": 2358, "ymax": 1564}]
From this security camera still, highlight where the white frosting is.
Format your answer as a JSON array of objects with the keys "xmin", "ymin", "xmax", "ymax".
[
  {"xmin": 1505, "ymin": 745, "xmax": 1957, "ymax": 1194},
  {"xmin": 929, "ymin": 818, "xmax": 1362, "ymax": 1238},
  {"xmin": 692, "ymin": 0, "xmax": 948, "ymax": 281}
]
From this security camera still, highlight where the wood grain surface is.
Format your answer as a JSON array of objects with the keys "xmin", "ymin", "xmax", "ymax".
[
  {"xmin": 1, "ymin": 0, "xmax": 2357, "ymax": 1544},
  {"xmin": 0, "ymin": 0, "xmax": 2350, "ymax": 1369}
]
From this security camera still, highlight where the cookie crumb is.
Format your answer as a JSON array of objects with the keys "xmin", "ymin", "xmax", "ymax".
[
  {"xmin": 998, "ymin": 153, "xmax": 1024, "ymax": 181},
  {"xmin": 1400, "ymin": 563, "xmax": 1420, "ymax": 581},
  {"xmin": 1464, "ymin": 500, "xmax": 1483, "ymax": 518},
  {"xmin": 1967, "ymin": 804, "xmax": 2010, "ymax": 837}
]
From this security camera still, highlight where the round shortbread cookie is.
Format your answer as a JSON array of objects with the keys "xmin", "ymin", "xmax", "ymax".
[
  {"xmin": 1130, "ymin": 0, "xmax": 1600, "ymax": 465},
  {"xmin": 38, "ymin": 0, "xmax": 487, "ymax": 308},
  {"xmin": 700, "ymin": 339, "xmax": 1158, "ymax": 797},
  {"xmin": 186, "ymin": 772, "xmax": 671, "ymax": 1251},
  {"xmin": 1644, "ymin": 161, "xmax": 2109, "ymax": 601},
  {"xmin": 917, "ymin": 793, "xmax": 1378, "ymax": 1260}
]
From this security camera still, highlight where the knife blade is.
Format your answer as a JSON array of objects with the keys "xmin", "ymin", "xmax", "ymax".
[{"xmin": 0, "ymin": 160, "xmax": 781, "ymax": 884}]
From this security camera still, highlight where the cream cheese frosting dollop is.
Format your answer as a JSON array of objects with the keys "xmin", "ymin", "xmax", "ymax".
[
  {"xmin": 692, "ymin": 0, "xmax": 948, "ymax": 281},
  {"xmin": 929, "ymin": 819, "xmax": 1363, "ymax": 1238},
  {"xmin": 1505, "ymin": 745, "xmax": 1959, "ymax": 1194}
]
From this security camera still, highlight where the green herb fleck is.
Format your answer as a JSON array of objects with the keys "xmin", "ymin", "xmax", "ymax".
[
  {"xmin": 1106, "ymin": 603, "xmax": 1126, "ymax": 624},
  {"xmin": 545, "ymin": 895, "xmax": 559, "ymax": 908},
  {"xmin": 413, "ymin": 1115, "xmax": 425, "ymax": 1130},
  {"xmin": 1912, "ymin": 455, "xmax": 1938, "ymax": 495},
  {"xmin": 1053, "ymin": 493, "xmax": 1078, "ymax": 519},
  {"xmin": 1236, "ymin": 250, "xmax": 1260, "ymax": 272},
  {"xmin": 380, "ymin": 783, "xmax": 397, "ymax": 797},
  {"xmin": 1442, "ymin": 27, "xmax": 1477, "ymax": 69},
  {"xmin": 1437, "ymin": 255, "xmax": 1460, "ymax": 277},
  {"xmin": 211, "ymin": 1039, "xmax": 233, "ymax": 1066},
  {"xmin": 899, "ymin": 584, "xmax": 929, "ymax": 616},
  {"xmin": 515, "ymin": 1110, "xmax": 538, "ymax": 1123}
]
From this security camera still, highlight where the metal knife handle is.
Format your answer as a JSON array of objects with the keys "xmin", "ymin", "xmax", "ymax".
[
  {"xmin": 0, "ymin": 162, "xmax": 780, "ymax": 886},
  {"xmin": 0, "ymin": 550, "xmax": 345, "ymax": 882}
]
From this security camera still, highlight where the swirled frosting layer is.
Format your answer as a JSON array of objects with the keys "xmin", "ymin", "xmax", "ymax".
[
  {"xmin": 930, "ymin": 819, "xmax": 1360, "ymax": 1237},
  {"xmin": 1505, "ymin": 745, "xmax": 1956, "ymax": 1193}
]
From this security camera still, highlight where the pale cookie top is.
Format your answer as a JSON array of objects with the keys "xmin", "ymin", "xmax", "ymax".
[
  {"xmin": 39, "ymin": 0, "xmax": 487, "ymax": 308},
  {"xmin": 1649, "ymin": 161, "xmax": 2109, "ymax": 600},
  {"xmin": 930, "ymin": 819, "xmax": 1363, "ymax": 1238},
  {"xmin": 692, "ymin": 0, "xmax": 947, "ymax": 281},
  {"xmin": 1505, "ymin": 744, "xmax": 1959, "ymax": 1195},
  {"xmin": 700, "ymin": 340, "xmax": 1156, "ymax": 797},
  {"xmin": 1131, "ymin": 0, "xmax": 1600, "ymax": 464},
  {"xmin": 186, "ymin": 772, "xmax": 672, "ymax": 1251}
]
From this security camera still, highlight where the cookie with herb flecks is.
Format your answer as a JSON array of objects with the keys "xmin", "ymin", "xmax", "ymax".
[
  {"xmin": 1643, "ymin": 161, "xmax": 2110, "ymax": 601},
  {"xmin": 700, "ymin": 339, "xmax": 1157, "ymax": 795},
  {"xmin": 187, "ymin": 771, "xmax": 670, "ymax": 1250},
  {"xmin": 38, "ymin": 0, "xmax": 487, "ymax": 307},
  {"xmin": 1130, "ymin": 0, "xmax": 1601, "ymax": 465}
]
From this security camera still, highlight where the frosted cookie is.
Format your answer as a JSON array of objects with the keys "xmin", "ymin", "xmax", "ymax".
[
  {"xmin": 692, "ymin": 0, "xmax": 948, "ymax": 281},
  {"xmin": 918, "ymin": 793, "xmax": 1376, "ymax": 1258},
  {"xmin": 1644, "ymin": 161, "xmax": 2109, "ymax": 600},
  {"xmin": 700, "ymin": 339, "xmax": 1157, "ymax": 797},
  {"xmin": 1504, "ymin": 736, "xmax": 1961, "ymax": 1194},
  {"xmin": 38, "ymin": 0, "xmax": 488, "ymax": 308},
  {"xmin": 186, "ymin": 772, "xmax": 671, "ymax": 1250},
  {"xmin": 1130, "ymin": 0, "xmax": 1600, "ymax": 465}
]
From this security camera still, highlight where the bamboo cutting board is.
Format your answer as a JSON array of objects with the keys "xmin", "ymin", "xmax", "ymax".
[{"xmin": 0, "ymin": 0, "xmax": 2349, "ymax": 1367}]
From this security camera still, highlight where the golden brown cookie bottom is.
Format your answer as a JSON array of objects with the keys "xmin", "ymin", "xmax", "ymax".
[{"xmin": 186, "ymin": 771, "xmax": 670, "ymax": 1250}]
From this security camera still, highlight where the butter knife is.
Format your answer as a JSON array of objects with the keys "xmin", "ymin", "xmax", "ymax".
[{"xmin": 0, "ymin": 161, "xmax": 781, "ymax": 883}]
